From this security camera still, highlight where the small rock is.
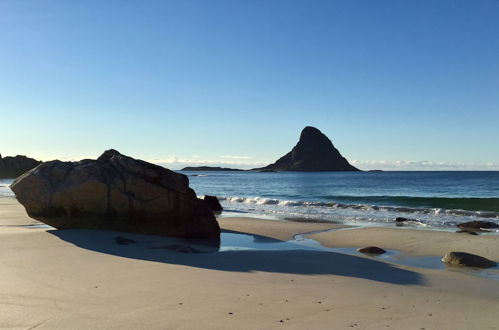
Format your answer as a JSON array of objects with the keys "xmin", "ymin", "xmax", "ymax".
[
  {"xmin": 395, "ymin": 217, "xmax": 420, "ymax": 223},
  {"xmin": 442, "ymin": 251, "xmax": 497, "ymax": 268},
  {"xmin": 115, "ymin": 236, "xmax": 137, "ymax": 245},
  {"xmin": 357, "ymin": 246, "xmax": 386, "ymax": 255},
  {"xmin": 203, "ymin": 195, "xmax": 223, "ymax": 211},
  {"xmin": 456, "ymin": 230, "xmax": 479, "ymax": 235}
]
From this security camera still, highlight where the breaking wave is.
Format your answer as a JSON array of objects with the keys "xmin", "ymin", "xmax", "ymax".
[{"xmin": 218, "ymin": 196, "xmax": 499, "ymax": 220}]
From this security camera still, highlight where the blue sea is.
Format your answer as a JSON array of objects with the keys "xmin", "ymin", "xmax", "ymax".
[
  {"xmin": 184, "ymin": 171, "xmax": 499, "ymax": 231},
  {"xmin": 2, "ymin": 171, "xmax": 499, "ymax": 231}
]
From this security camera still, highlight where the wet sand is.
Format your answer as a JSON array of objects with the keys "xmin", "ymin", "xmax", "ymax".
[{"xmin": 1, "ymin": 199, "xmax": 498, "ymax": 329}]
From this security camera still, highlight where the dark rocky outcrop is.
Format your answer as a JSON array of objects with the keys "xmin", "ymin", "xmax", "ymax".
[
  {"xmin": 182, "ymin": 166, "xmax": 244, "ymax": 171},
  {"xmin": 0, "ymin": 154, "xmax": 41, "ymax": 179},
  {"xmin": 204, "ymin": 195, "xmax": 223, "ymax": 211},
  {"xmin": 357, "ymin": 246, "xmax": 386, "ymax": 255},
  {"xmin": 11, "ymin": 149, "xmax": 220, "ymax": 244},
  {"xmin": 395, "ymin": 217, "xmax": 427, "ymax": 227},
  {"xmin": 395, "ymin": 217, "xmax": 421, "ymax": 223},
  {"xmin": 254, "ymin": 127, "xmax": 359, "ymax": 172},
  {"xmin": 457, "ymin": 221, "xmax": 499, "ymax": 231},
  {"xmin": 442, "ymin": 252, "xmax": 497, "ymax": 268}
]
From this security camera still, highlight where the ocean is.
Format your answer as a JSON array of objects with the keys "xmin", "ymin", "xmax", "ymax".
[
  {"xmin": 2, "ymin": 171, "xmax": 499, "ymax": 231},
  {"xmin": 184, "ymin": 171, "xmax": 499, "ymax": 231}
]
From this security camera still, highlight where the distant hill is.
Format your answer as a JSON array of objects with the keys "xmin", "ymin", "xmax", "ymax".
[
  {"xmin": 254, "ymin": 126, "xmax": 359, "ymax": 172},
  {"xmin": 0, "ymin": 154, "xmax": 42, "ymax": 179},
  {"xmin": 181, "ymin": 166, "xmax": 245, "ymax": 171}
]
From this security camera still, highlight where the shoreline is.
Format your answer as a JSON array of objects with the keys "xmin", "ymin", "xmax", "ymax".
[
  {"xmin": 219, "ymin": 216, "xmax": 499, "ymax": 262},
  {"xmin": 4, "ymin": 174, "xmax": 499, "ymax": 231},
  {"xmin": 2, "ymin": 198, "xmax": 499, "ymax": 328},
  {"xmin": 220, "ymin": 211, "xmax": 499, "ymax": 237}
]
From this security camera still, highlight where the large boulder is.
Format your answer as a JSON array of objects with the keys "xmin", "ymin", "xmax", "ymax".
[
  {"xmin": 442, "ymin": 252, "xmax": 497, "ymax": 268},
  {"xmin": 11, "ymin": 150, "xmax": 220, "ymax": 244},
  {"xmin": 0, "ymin": 154, "xmax": 41, "ymax": 179}
]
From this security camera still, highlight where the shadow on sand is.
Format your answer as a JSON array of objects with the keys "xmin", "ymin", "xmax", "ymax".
[{"xmin": 48, "ymin": 229, "xmax": 424, "ymax": 286}]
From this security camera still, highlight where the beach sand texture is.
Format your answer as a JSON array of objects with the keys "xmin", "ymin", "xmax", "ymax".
[{"xmin": 1, "ymin": 199, "xmax": 498, "ymax": 329}]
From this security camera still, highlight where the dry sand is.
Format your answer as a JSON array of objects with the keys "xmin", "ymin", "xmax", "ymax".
[{"xmin": 1, "ymin": 199, "xmax": 498, "ymax": 329}]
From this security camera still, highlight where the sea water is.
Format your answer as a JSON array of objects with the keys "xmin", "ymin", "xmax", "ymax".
[
  {"xmin": 0, "ymin": 179, "xmax": 14, "ymax": 198},
  {"xmin": 185, "ymin": 171, "xmax": 499, "ymax": 230},
  {"xmin": 2, "ymin": 172, "xmax": 499, "ymax": 231}
]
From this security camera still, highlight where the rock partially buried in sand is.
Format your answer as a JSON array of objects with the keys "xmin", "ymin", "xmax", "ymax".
[
  {"xmin": 457, "ymin": 221, "xmax": 499, "ymax": 231},
  {"xmin": 203, "ymin": 195, "xmax": 223, "ymax": 211},
  {"xmin": 395, "ymin": 217, "xmax": 418, "ymax": 223},
  {"xmin": 456, "ymin": 230, "xmax": 479, "ymax": 236},
  {"xmin": 442, "ymin": 252, "xmax": 497, "ymax": 268},
  {"xmin": 11, "ymin": 149, "xmax": 220, "ymax": 245},
  {"xmin": 357, "ymin": 246, "xmax": 386, "ymax": 255}
]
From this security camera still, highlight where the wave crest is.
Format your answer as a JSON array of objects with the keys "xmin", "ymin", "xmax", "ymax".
[{"xmin": 218, "ymin": 196, "xmax": 499, "ymax": 219}]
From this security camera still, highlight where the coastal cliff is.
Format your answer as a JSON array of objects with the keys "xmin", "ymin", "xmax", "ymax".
[{"xmin": 0, "ymin": 154, "xmax": 41, "ymax": 179}]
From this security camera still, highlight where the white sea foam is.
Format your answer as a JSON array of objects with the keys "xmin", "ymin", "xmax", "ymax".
[{"xmin": 217, "ymin": 195, "xmax": 499, "ymax": 229}]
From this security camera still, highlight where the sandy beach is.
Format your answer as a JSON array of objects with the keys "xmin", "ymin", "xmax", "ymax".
[{"xmin": 1, "ymin": 198, "xmax": 498, "ymax": 329}]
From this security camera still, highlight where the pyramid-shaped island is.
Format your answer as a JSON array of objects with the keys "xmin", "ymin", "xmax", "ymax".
[{"xmin": 255, "ymin": 126, "xmax": 359, "ymax": 172}]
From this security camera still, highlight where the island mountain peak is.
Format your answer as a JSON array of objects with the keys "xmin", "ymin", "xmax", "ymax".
[{"xmin": 255, "ymin": 127, "xmax": 359, "ymax": 172}]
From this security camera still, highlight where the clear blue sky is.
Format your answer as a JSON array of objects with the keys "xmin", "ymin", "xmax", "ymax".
[{"xmin": 1, "ymin": 0, "xmax": 498, "ymax": 170}]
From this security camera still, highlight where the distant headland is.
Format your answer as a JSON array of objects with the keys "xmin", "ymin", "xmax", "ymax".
[{"xmin": 181, "ymin": 166, "xmax": 245, "ymax": 172}]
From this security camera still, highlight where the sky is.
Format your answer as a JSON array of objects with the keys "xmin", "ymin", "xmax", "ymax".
[{"xmin": 1, "ymin": 0, "xmax": 498, "ymax": 170}]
